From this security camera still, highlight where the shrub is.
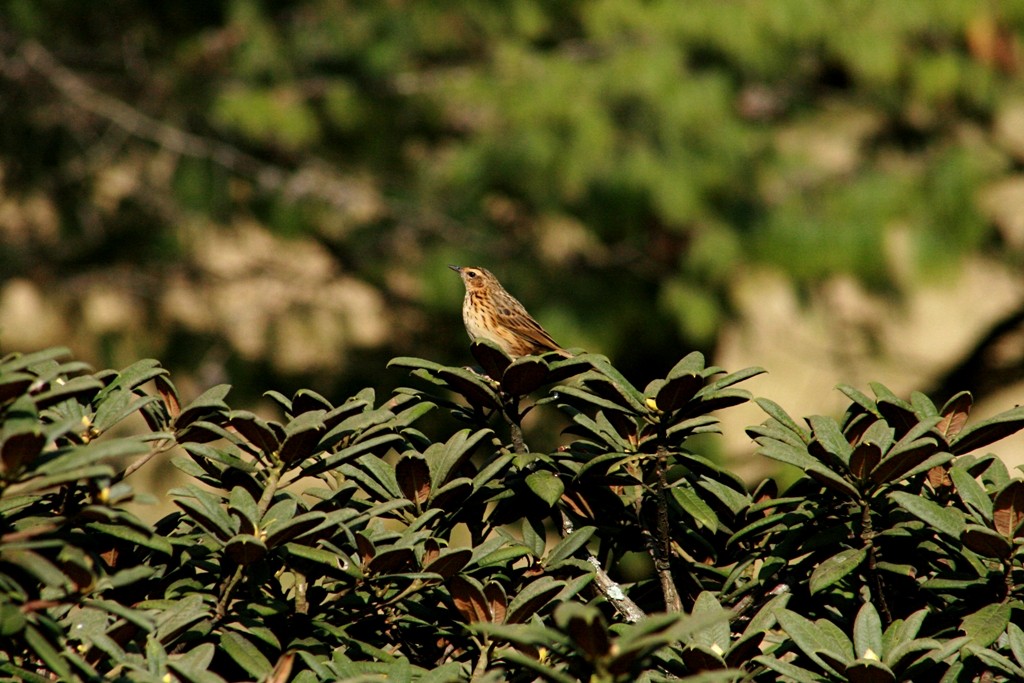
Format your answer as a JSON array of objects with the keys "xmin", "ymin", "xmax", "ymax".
[{"xmin": 2, "ymin": 344, "xmax": 1024, "ymax": 681}]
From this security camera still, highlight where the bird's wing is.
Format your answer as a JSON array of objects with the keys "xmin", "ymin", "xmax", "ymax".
[{"xmin": 506, "ymin": 310, "xmax": 563, "ymax": 353}]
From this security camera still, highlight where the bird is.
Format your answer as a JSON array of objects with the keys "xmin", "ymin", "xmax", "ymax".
[{"xmin": 449, "ymin": 265, "xmax": 571, "ymax": 358}]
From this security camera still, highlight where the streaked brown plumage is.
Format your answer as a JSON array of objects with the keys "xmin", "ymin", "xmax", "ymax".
[{"xmin": 449, "ymin": 265, "xmax": 570, "ymax": 358}]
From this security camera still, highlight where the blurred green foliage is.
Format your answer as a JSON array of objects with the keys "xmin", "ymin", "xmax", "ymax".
[{"xmin": 0, "ymin": 0, "xmax": 1022, "ymax": 397}]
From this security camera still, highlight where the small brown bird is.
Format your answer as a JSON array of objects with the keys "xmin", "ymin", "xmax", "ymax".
[{"xmin": 450, "ymin": 265, "xmax": 570, "ymax": 358}]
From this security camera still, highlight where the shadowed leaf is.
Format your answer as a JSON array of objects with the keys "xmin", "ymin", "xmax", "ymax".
[
  {"xmin": 471, "ymin": 340, "xmax": 512, "ymax": 380},
  {"xmin": 396, "ymin": 453, "xmax": 431, "ymax": 505},
  {"xmin": 961, "ymin": 525, "xmax": 1012, "ymax": 560},
  {"xmin": 502, "ymin": 356, "xmax": 550, "ymax": 395}
]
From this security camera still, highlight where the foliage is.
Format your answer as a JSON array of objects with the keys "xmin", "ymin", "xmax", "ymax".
[
  {"xmin": 2, "ymin": 3, "xmax": 1023, "ymax": 395},
  {"xmin": 3, "ymin": 345, "xmax": 1024, "ymax": 681}
]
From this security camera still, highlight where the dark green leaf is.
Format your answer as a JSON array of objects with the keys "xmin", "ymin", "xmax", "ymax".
[
  {"xmin": 545, "ymin": 526, "xmax": 596, "ymax": 568},
  {"xmin": 889, "ymin": 491, "xmax": 965, "ymax": 538},
  {"xmin": 809, "ymin": 547, "xmax": 866, "ymax": 594},
  {"xmin": 220, "ymin": 631, "xmax": 273, "ymax": 679},
  {"xmin": 175, "ymin": 384, "xmax": 231, "ymax": 431},
  {"xmin": 501, "ymin": 356, "xmax": 550, "ymax": 396},
  {"xmin": 228, "ymin": 411, "xmax": 280, "ymax": 455},
  {"xmin": 853, "ymin": 602, "xmax": 884, "ymax": 660},
  {"xmin": 961, "ymin": 525, "xmax": 1012, "ymax": 560},
  {"xmin": 431, "ymin": 428, "xmax": 493, "ymax": 488},
  {"xmin": 949, "ymin": 465, "xmax": 993, "ymax": 522},
  {"xmin": 303, "ymin": 433, "xmax": 403, "ymax": 476},
  {"xmin": 225, "ymin": 534, "xmax": 268, "ymax": 565},
  {"xmin": 525, "ymin": 470, "xmax": 563, "ymax": 507},
  {"xmin": 671, "ymin": 485, "xmax": 719, "ymax": 533},
  {"xmin": 506, "ymin": 576, "xmax": 566, "ymax": 624},
  {"xmin": 471, "ymin": 340, "xmax": 513, "ymax": 380},
  {"xmin": 960, "ymin": 603, "xmax": 1011, "ymax": 648}
]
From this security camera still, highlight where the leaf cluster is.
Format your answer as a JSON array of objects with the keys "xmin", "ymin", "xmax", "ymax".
[{"xmin": 2, "ymin": 345, "xmax": 1024, "ymax": 681}]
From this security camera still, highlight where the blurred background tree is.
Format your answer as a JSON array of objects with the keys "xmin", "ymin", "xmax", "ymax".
[{"xmin": 2, "ymin": 0, "xmax": 1024, "ymax": 474}]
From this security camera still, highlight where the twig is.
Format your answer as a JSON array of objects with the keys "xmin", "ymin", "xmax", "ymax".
[
  {"xmin": 561, "ymin": 512, "xmax": 646, "ymax": 624},
  {"xmin": 115, "ymin": 438, "xmax": 174, "ymax": 483},
  {"xmin": 10, "ymin": 41, "xmax": 377, "ymax": 216},
  {"xmin": 650, "ymin": 445, "xmax": 682, "ymax": 612}
]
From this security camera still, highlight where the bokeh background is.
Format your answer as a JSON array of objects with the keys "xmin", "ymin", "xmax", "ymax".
[{"xmin": 2, "ymin": 1, "xmax": 1024, "ymax": 482}]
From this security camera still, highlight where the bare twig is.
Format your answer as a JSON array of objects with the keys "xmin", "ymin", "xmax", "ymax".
[
  {"xmin": 115, "ymin": 438, "xmax": 174, "ymax": 483},
  {"xmin": 561, "ymin": 511, "xmax": 646, "ymax": 624}
]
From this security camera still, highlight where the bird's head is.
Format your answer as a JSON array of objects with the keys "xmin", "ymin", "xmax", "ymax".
[{"xmin": 449, "ymin": 265, "xmax": 496, "ymax": 293}]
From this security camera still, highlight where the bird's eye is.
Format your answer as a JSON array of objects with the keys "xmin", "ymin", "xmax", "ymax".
[{"xmin": 467, "ymin": 271, "xmax": 477, "ymax": 278}]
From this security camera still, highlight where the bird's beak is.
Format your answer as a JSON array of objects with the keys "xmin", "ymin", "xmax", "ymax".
[{"xmin": 448, "ymin": 264, "xmax": 462, "ymax": 273}]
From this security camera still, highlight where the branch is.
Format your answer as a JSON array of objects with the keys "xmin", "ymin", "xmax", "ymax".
[
  {"xmin": 652, "ymin": 446, "xmax": 683, "ymax": 612},
  {"xmin": 561, "ymin": 511, "xmax": 646, "ymax": 624},
  {"xmin": 8, "ymin": 40, "xmax": 380, "ymax": 218}
]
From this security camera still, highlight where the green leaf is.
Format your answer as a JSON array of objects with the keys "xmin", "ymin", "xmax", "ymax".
[
  {"xmin": 960, "ymin": 603, "xmax": 1011, "ymax": 648},
  {"xmin": 174, "ymin": 384, "xmax": 231, "ymax": 430},
  {"xmin": 753, "ymin": 438, "xmax": 818, "ymax": 470},
  {"xmin": 753, "ymin": 398, "xmax": 811, "ymax": 443},
  {"xmin": 220, "ymin": 631, "xmax": 273, "ymax": 679},
  {"xmin": 554, "ymin": 385, "xmax": 632, "ymax": 414},
  {"xmin": 24, "ymin": 623, "xmax": 72, "ymax": 680},
  {"xmin": 754, "ymin": 655, "xmax": 824, "ymax": 683},
  {"xmin": 283, "ymin": 543, "xmax": 360, "ymax": 579},
  {"xmin": 776, "ymin": 609, "xmax": 854, "ymax": 674},
  {"xmin": 853, "ymin": 602, "xmax": 884, "ymax": 660},
  {"xmin": 582, "ymin": 357, "xmax": 647, "ymax": 410},
  {"xmin": 0, "ymin": 603, "xmax": 26, "ymax": 637},
  {"xmin": 431, "ymin": 428, "xmax": 493, "ymax": 488},
  {"xmin": 171, "ymin": 485, "xmax": 235, "ymax": 541},
  {"xmin": 506, "ymin": 576, "xmax": 566, "ymax": 624},
  {"xmin": 304, "ymin": 432, "xmax": 403, "ymax": 476},
  {"xmin": 93, "ymin": 390, "xmax": 161, "ymax": 433},
  {"xmin": 949, "ymin": 465, "xmax": 993, "ymax": 522},
  {"xmin": 808, "ymin": 415, "xmax": 853, "ymax": 466},
  {"xmin": 690, "ymin": 591, "xmax": 731, "ymax": 653},
  {"xmin": 525, "ymin": 470, "xmax": 563, "ymax": 507},
  {"xmin": 87, "ymin": 522, "xmax": 173, "ymax": 555},
  {"xmin": 671, "ymin": 484, "xmax": 719, "ymax": 533},
  {"xmin": 228, "ymin": 486, "xmax": 261, "ymax": 535},
  {"xmin": 264, "ymin": 511, "xmax": 328, "ymax": 548},
  {"xmin": 545, "ymin": 526, "xmax": 596, "ymax": 568},
  {"xmin": 889, "ymin": 491, "xmax": 965, "ymax": 539},
  {"xmin": 809, "ymin": 547, "xmax": 867, "ymax": 594}
]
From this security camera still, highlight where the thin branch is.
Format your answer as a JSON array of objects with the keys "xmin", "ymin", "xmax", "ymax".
[
  {"xmin": 115, "ymin": 438, "xmax": 174, "ymax": 483},
  {"xmin": 561, "ymin": 511, "xmax": 646, "ymax": 624},
  {"xmin": 651, "ymin": 445, "xmax": 682, "ymax": 612},
  {"xmin": 10, "ymin": 40, "xmax": 380, "ymax": 217}
]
